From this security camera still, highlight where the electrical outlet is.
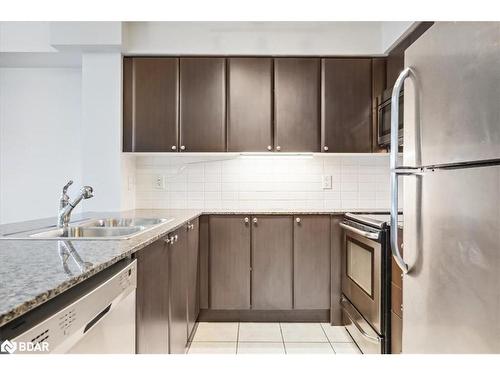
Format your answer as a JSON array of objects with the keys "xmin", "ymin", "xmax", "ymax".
[
  {"xmin": 322, "ymin": 175, "xmax": 332, "ymax": 190},
  {"xmin": 153, "ymin": 175, "xmax": 166, "ymax": 190}
]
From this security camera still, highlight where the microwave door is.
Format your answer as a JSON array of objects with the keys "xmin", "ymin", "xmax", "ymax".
[{"xmin": 403, "ymin": 22, "xmax": 500, "ymax": 169}]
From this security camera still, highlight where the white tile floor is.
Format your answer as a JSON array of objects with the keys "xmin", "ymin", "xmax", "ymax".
[{"xmin": 188, "ymin": 322, "xmax": 361, "ymax": 354}]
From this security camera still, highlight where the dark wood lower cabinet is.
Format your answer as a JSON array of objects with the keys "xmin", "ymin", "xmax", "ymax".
[
  {"xmin": 251, "ymin": 216, "xmax": 293, "ymax": 310},
  {"xmin": 293, "ymin": 215, "xmax": 331, "ymax": 309},
  {"xmin": 209, "ymin": 216, "xmax": 251, "ymax": 309},
  {"xmin": 187, "ymin": 218, "xmax": 200, "ymax": 339},
  {"xmin": 203, "ymin": 214, "xmax": 332, "ymax": 316},
  {"xmin": 135, "ymin": 239, "xmax": 169, "ymax": 354},
  {"xmin": 169, "ymin": 226, "xmax": 188, "ymax": 354}
]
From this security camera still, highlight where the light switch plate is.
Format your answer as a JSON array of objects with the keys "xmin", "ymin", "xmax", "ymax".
[
  {"xmin": 153, "ymin": 175, "xmax": 166, "ymax": 190},
  {"xmin": 322, "ymin": 175, "xmax": 332, "ymax": 190}
]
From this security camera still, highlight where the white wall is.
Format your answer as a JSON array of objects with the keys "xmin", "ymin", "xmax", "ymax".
[
  {"xmin": 0, "ymin": 22, "xmax": 55, "ymax": 52},
  {"xmin": 123, "ymin": 22, "xmax": 385, "ymax": 56},
  {"xmin": 135, "ymin": 154, "xmax": 398, "ymax": 211},
  {"xmin": 0, "ymin": 68, "xmax": 82, "ymax": 223},
  {"xmin": 80, "ymin": 52, "xmax": 132, "ymax": 212},
  {"xmin": 381, "ymin": 21, "xmax": 415, "ymax": 53}
]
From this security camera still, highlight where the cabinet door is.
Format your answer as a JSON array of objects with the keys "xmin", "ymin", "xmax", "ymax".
[
  {"xmin": 180, "ymin": 58, "xmax": 226, "ymax": 152},
  {"xmin": 187, "ymin": 218, "xmax": 199, "ymax": 338},
  {"xmin": 209, "ymin": 215, "xmax": 251, "ymax": 309},
  {"xmin": 274, "ymin": 58, "xmax": 320, "ymax": 152},
  {"xmin": 251, "ymin": 216, "xmax": 293, "ymax": 310},
  {"xmin": 293, "ymin": 215, "xmax": 331, "ymax": 309},
  {"xmin": 136, "ymin": 239, "xmax": 169, "ymax": 354},
  {"xmin": 123, "ymin": 57, "xmax": 179, "ymax": 152},
  {"xmin": 228, "ymin": 58, "xmax": 273, "ymax": 151},
  {"xmin": 169, "ymin": 227, "xmax": 188, "ymax": 354},
  {"xmin": 321, "ymin": 58, "xmax": 372, "ymax": 153}
]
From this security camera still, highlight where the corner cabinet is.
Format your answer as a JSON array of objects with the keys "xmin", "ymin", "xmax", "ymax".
[
  {"xmin": 179, "ymin": 58, "xmax": 226, "ymax": 152},
  {"xmin": 123, "ymin": 57, "xmax": 179, "ymax": 152},
  {"xmin": 321, "ymin": 58, "xmax": 373, "ymax": 153},
  {"xmin": 274, "ymin": 58, "xmax": 321, "ymax": 152}
]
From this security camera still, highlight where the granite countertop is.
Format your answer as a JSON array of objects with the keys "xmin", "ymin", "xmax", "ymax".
[{"xmin": 0, "ymin": 208, "xmax": 390, "ymax": 327}]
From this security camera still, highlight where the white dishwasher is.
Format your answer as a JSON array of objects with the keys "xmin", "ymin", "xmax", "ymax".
[{"xmin": 2, "ymin": 259, "xmax": 137, "ymax": 354}]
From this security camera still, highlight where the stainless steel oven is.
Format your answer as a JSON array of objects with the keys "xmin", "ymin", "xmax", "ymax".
[
  {"xmin": 339, "ymin": 213, "xmax": 391, "ymax": 354},
  {"xmin": 377, "ymin": 87, "xmax": 403, "ymax": 148}
]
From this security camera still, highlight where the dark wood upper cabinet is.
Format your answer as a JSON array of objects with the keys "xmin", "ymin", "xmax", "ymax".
[
  {"xmin": 274, "ymin": 58, "xmax": 321, "ymax": 152},
  {"xmin": 293, "ymin": 215, "xmax": 331, "ymax": 309},
  {"xmin": 135, "ymin": 238, "xmax": 169, "ymax": 354},
  {"xmin": 251, "ymin": 216, "xmax": 293, "ymax": 310},
  {"xmin": 123, "ymin": 57, "xmax": 179, "ymax": 152},
  {"xmin": 321, "ymin": 58, "xmax": 372, "ymax": 153},
  {"xmin": 180, "ymin": 58, "xmax": 226, "ymax": 152},
  {"xmin": 227, "ymin": 58, "xmax": 273, "ymax": 152},
  {"xmin": 209, "ymin": 215, "xmax": 251, "ymax": 309}
]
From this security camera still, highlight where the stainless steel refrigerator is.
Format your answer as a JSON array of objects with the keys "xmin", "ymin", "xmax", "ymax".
[{"xmin": 389, "ymin": 22, "xmax": 500, "ymax": 353}]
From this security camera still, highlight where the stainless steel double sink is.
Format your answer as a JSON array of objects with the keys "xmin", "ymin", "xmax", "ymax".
[{"xmin": 0, "ymin": 218, "xmax": 173, "ymax": 240}]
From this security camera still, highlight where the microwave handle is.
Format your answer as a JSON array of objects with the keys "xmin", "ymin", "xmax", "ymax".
[{"xmin": 390, "ymin": 68, "xmax": 411, "ymax": 274}]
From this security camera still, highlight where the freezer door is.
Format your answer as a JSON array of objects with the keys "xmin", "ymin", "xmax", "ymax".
[
  {"xmin": 402, "ymin": 165, "xmax": 500, "ymax": 353},
  {"xmin": 403, "ymin": 22, "xmax": 500, "ymax": 167}
]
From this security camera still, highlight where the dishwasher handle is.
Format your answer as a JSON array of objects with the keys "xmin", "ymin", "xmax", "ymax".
[{"xmin": 83, "ymin": 304, "xmax": 112, "ymax": 334}]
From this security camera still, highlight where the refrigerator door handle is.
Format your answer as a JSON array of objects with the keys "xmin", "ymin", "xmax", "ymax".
[{"xmin": 390, "ymin": 68, "xmax": 412, "ymax": 274}]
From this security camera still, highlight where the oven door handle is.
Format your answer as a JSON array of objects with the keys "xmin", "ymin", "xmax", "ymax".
[
  {"xmin": 339, "ymin": 222, "xmax": 380, "ymax": 240},
  {"xmin": 340, "ymin": 298, "xmax": 381, "ymax": 344}
]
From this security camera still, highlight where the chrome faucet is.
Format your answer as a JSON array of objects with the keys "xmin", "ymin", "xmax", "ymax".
[{"xmin": 58, "ymin": 180, "xmax": 94, "ymax": 228}]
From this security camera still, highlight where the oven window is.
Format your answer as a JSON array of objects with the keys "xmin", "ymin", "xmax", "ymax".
[{"xmin": 346, "ymin": 237, "xmax": 374, "ymax": 297}]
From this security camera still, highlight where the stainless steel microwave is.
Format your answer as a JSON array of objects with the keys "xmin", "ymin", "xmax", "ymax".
[{"xmin": 377, "ymin": 87, "xmax": 403, "ymax": 148}]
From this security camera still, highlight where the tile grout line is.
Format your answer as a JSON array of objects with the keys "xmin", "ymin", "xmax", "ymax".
[
  {"xmin": 279, "ymin": 322, "xmax": 287, "ymax": 354},
  {"xmin": 235, "ymin": 322, "xmax": 240, "ymax": 354},
  {"xmin": 319, "ymin": 323, "xmax": 336, "ymax": 354}
]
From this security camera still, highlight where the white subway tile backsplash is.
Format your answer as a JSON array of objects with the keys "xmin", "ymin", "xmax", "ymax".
[{"xmin": 134, "ymin": 155, "xmax": 393, "ymax": 211}]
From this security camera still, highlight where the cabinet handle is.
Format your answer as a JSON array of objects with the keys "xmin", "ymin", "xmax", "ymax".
[
  {"xmin": 267, "ymin": 145, "xmax": 272, "ymax": 151},
  {"xmin": 276, "ymin": 146, "xmax": 281, "ymax": 151},
  {"xmin": 180, "ymin": 145, "xmax": 186, "ymax": 151},
  {"xmin": 296, "ymin": 217, "xmax": 301, "ymax": 223},
  {"xmin": 164, "ymin": 237, "xmax": 171, "ymax": 244},
  {"xmin": 323, "ymin": 146, "xmax": 329, "ymax": 151},
  {"xmin": 252, "ymin": 218, "xmax": 258, "ymax": 224},
  {"xmin": 174, "ymin": 234, "xmax": 178, "ymax": 242},
  {"xmin": 171, "ymin": 145, "xmax": 177, "ymax": 151},
  {"xmin": 244, "ymin": 217, "xmax": 249, "ymax": 224}
]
